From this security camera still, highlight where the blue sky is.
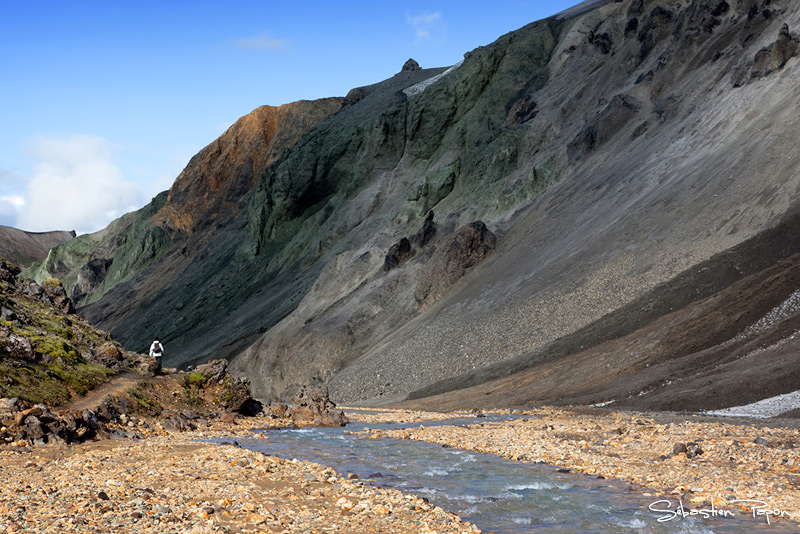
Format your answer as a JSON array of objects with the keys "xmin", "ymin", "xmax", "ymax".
[{"xmin": 1, "ymin": 1, "xmax": 579, "ymax": 234}]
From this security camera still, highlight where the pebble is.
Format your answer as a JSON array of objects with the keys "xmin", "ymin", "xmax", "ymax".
[
  {"xmin": 0, "ymin": 422, "xmax": 480, "ymax": 534},
  {"xmin": 359, "ymin": 407, "xmax": 800, "ymax": 526}
]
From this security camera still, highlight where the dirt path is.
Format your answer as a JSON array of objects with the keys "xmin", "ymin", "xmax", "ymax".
[{"xmin": 66, "ymin": 372, "xmax": 156, "ymax": 412}]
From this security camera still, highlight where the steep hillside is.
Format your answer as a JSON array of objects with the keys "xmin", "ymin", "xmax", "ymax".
[
  {"xmin": 25, "ymin": 97, "xmax": 344, "ymax": 324},
  {"xmin": 0, "ymin": 226, "xmax": 74, "ymax": 268},
  {"xmin": 233, "ymin": 0, "xmax": 800, "ymax": 406},
  {"xmin": 26, "ymin": 0, "xmax": 800, "ymax": 415},
  {"xmin": 0, "ymin": 258, "xmax": 120, "ymax": 406}
]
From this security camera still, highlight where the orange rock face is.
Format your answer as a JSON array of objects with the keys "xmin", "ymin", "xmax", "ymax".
[{"xmin": 153, "ymin": 98, "xmax": 342, "ymax": 234}]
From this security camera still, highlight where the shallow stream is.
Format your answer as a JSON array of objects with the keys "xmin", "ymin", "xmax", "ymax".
[{"xmin": 228, "ymin": 414, "xmax": 797, "ymax": 533}]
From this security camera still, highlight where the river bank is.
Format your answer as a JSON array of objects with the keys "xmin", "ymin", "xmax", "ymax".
[
  {"xmin": 355, "ymin": 407, "xmax": 800, "ymax": 527},
  {"xmin": 2, "ymin": 406, "xmax": 800, "ymax": 532},
  {"xmin": 0, "ymin": 428, "xmax": 479, "ymax": 534}
]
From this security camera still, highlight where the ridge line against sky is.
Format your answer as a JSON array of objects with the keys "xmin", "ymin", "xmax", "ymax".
[{"xmin": 1, "ymin": 1, "xmax": 579, "ymax": 235}]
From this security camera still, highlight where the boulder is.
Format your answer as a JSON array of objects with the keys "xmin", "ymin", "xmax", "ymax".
[
  {"xmin": 0, "ymin": 259, "xmax": 20, "ymax": 283},
  {"xmin": 269, "ymin": 403, "xmax": 288, "ymax": 418},
  {"xmin": 383, "ymin": 237, "xmax": 413, "ymax": 271},
  {"xmin": 42, "ymin": 279, "xmax": 75, "ymax": 315},
  {"xmin": 751, "ymin": 24, "xmax": 798, "ymax": 79},
  {"xmin": 288, "ymin": 385, "xmax": 348, "ymax": 427},
  {"xmin": 415, "ymin": 221, "xmax": 497, "ymax": 306},
  {"xmin": 0, "ymin": 398, "xmax": 20, "ymax": 425},
  {"xmin": 15, "ymin": 406, "xmax": 43, "ymax": 426},
  {"xmin": 0, "ymin": 307, "xmax": 17, "ymax": 322},
  {"xmin": 162, "ymin": 413, "xmax": 196, "ymax": 432},
  {"xmin": 19, "ymin": 281, "xmax": 43, "ymax": 298},
  {"xmin": 91, "ymin": 342, "xmax": 124, "ymax": 368},
  {"xmin": 147, "ymin": 357, "xmax": 161, "ymax": 376},
  {"xmin": 5, "ymin": 334, "xmax": 35, "ymax": 361},
  {"xmin": 194, "ymin": 359, "xmax": 229, "ymax": 383}
]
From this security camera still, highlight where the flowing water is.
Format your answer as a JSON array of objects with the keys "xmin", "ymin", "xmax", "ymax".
[{"xmin": 224, "ymin": 414, "xmax": 797, "ymax": 533}]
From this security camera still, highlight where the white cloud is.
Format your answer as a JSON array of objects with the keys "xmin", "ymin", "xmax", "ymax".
[
  {"xmin": 407, "ymin": 12, "xmax": 444, "ymax": 41},
  {"xmin": 234, "ymin": 31, "xmax": 286, "ymax": 51},
  {"xmin": 17, "ymin": 135, "xmax": 145, "ymax": 235},
  {"xmin": 0, "ymin": 195, "xmax": 24, "ymax": 228}
]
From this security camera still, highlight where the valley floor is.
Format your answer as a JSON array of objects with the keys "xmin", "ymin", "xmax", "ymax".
[
  {"xmin": 2, "ymin": 407, "xmax": 799, "ymax": 532},
  {"xmin": 0, "ymin": 415, "xmax": 477, "ymax": 534},
  {"xmin": 357, "ymin": 407, "xmax": 800, "ymax": 527}
]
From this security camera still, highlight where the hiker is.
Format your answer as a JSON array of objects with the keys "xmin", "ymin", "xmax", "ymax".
[{"xmin": 149, "ymin": 337, "xmax": 164, "ymax": 373}]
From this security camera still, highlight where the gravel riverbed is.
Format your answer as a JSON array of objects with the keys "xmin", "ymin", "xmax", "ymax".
[
  {"xmin": 357, "ymin": 407, "xmax": 800, "ymax": 527},
  {"xmin": 0, "ymin": 419, "xmax": 479, "ymax": 534},
  {"xmin": 2, "ymin": 407, "xmax": 800, "ymax": 532}
]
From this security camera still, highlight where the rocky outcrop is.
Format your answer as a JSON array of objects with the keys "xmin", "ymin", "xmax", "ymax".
[
  {"xmin": 72, "ymin": 258, "xmax": 112, "ymax": 303},
  {"xmin": 415, "ymin": 221, "xmax": 497, "ymax": 306},
  {"xmin": 184, "ymin": 359, "xmax": 262, "ymax": 415},
  {"xmin": 42, "ymin": 278, "xmax": 75, "ymax": 315},
  {"xmin": 402, "ymin": 58, "xmax": 421, "ymax": 72},
  {"xmin": 750, "ymin": 23, "xmax": 798, "ymax": 78},
  {"xmin": 288, "ymin": 385, "xmax": 348, "ymax": 427},
  {"xmin": 90, "ymin": 341, "xmax": 127, "ymax": 371},
  {"xmin": 0, "ymin": 258, "xmax": 122, "ymax": 407},
  {"xmin": 0, "ymin": 399, "xmax": 109, "ymax": 445}
]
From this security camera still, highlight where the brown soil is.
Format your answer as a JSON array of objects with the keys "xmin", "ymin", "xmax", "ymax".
[{"xmin": 66, "ymin": 372, "xmax": 157, "ymax": 412}]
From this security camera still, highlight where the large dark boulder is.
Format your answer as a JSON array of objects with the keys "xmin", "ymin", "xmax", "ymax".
[
  {"xmin": 383, "ymin": 237, "xmax": 413, "ymax": 271},
  {"xmin": 415, "ymin": 221, "xmax": 497, "ymax": 307}
]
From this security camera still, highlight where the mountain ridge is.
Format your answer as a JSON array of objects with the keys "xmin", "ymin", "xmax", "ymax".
[{"xmin": 0, "ymin": 226, "xmax": 75, "ymax": 269}]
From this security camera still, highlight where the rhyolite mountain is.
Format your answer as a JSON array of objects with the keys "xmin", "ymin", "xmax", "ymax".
[
  {"xmin": 0, "ymin": 226, "xmax": 75, "ymax": 269},
  {"xmin": 26, "ymin": 0, "xmax": 800, "ymax": 413}
]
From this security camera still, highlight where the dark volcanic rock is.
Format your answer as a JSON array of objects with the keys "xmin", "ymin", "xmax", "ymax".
[
  {"xmin": 751, "ymin": 23, "xmax": 798, "ymax": 79},
  {"xmin": 288, "ymin": 385, "xmax": 348, "ymax": 427},
  {"xmin": 568, "ymin": 94, "xmax": 641, "ymax": 160},
  {"xmin": 383, "ymin": 237, "xmax": 413, "ymax": 271},
  {"xmin": 415, "ymin": 221, "xmax": 497, "ymax": 306},
  {"xmin": 402, "ymin": 58, "xmax": 421, "ymax": 72},
  {"xmin": 163, "ymin": 413, "xmax": 196, "ymax": 432},
  {"xmin": 502, "ymin": 95, "xmax": 538, "ymax": 128},
  {"xmin": 412, "ymin": 211, "xmax": 437, "ymax": 248},
  {"xmin": 42, "ymin": 279, "xmax": 75, "ymax": 315},
  {"xmin": 0, "ymin": 259, "xmax": 21, "ymax": 282}
]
